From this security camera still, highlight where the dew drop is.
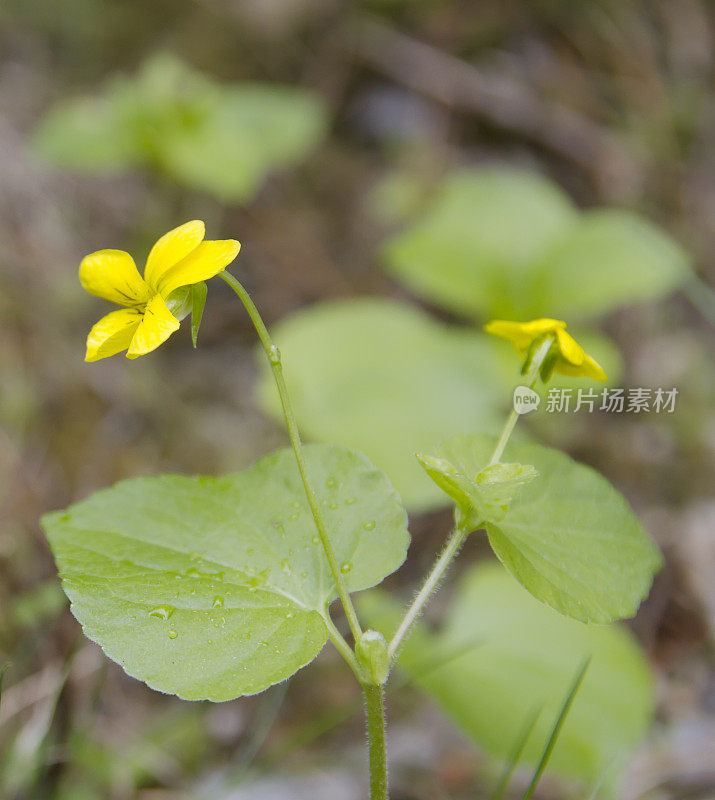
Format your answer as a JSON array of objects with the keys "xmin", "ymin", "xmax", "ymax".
[
  {"xmin": 329, "ymin": 502, "xmax": 338, "ymax": 510},
  {"xmin": 168, "ymin": 629, "xmax": 178, "ymax": 639},
  {"xmin": 312, "ymin": 535, "xmax": 320, "ymax": 545},
  {"xmin": 212, "ymin": 596, "xmax": 224, "ymax": 608},
  {"xmin": 326, "ymin": 476, "xmax": 337, "ymax": 489},
  {"xmin": 363, "ymin": 520, "xmax": 376, "ymax": 531},
  {"xmin": 241, "ymin": 632, "xmax": 252, "ymax": 640},
  {"xmin": 285, "ymin": 611, "xmax": 294, "ymax": 619},
  {"xmin": 274, "ymin": 649, "xmax": 281, "ymax": 655},
  {"xmin": 345, "ymin": 497, "xmax": 357, "ymax": 505},
  {"xmin": 148, "ymin": 605, "xmax": 174, "ymax": 621},
  {"xmin": 186, "ymin": 567, "xmax": 201, "ymax": 578},
  {"xmin": 340, "ymin": 562, "xmax": 353, "ymax": 574},
  {"xmin": 268, "ymin": 344, "xmax": 281, "ymax": 365},
  {"xmin": 289, "ymin": 512, "xmax": 299, "ymax": 521},
  {"xmin": 291, "ymin": 501, "xmax": 301, "ymax": 509},
  {"xmin": 281, "ymin": 560, "xmax": 292, "ymax": 575}
]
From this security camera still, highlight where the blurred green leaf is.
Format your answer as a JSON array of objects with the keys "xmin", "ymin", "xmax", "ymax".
[
  {"xmin": 536, "ymin": 209, "xmax": 690, "ymax": 318},
  {"xmin": 32, "ymin": 96, "xmax": 140, "ymax": 173},
  {"xmin": 381, "ymin": 167, "xmax": 689, "ymax": 319},
  {"xmin": 257, "ymin": 299, "xmax": 516, "ymax": 511},
  {"xmin": 32, "ymin": 53, "xmax": 328, "ymax": 203},
  {"xmin": 382, "ymin": 168, "xmax": 578, "ymax": 319},
  {"xmin": 160, "ymin": 86, "xmax": 328, "ymax": 201},
  {"xmin": 42, "ymin": 443, "xmax": 409, "ymax": 700},
  {"xmin": 362, "ymin": 563, "xmax": 656, "ymax": 794},
  {"xmin": 11, "ymin": 579, "xmax": 66, "ymax": 630}
]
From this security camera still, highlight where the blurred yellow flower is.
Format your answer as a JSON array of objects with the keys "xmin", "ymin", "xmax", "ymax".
[
  {"xmin": 485, "ymin": 317, "xmax": 607, "ymax": 381},
  {"xmin": 80, "ymin": 221, "xmax": 240, "ymax": 361}
]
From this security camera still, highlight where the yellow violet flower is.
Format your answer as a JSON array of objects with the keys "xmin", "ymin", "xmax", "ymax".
[
  {"xmin": 484, "ymin": 317, "xmax": 607, "ymax": 381},
  {"xmin": 80, "ymin": 220, "xmax": 240, "ymax": 361}
]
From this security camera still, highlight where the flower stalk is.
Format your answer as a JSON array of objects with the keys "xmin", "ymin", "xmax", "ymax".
[
  {"xmin": 219, "ymin": 271, "xmax": 364, "ymax": 646},
  {"xmin": 389, "ymin": 334, "xmax": 556, "ymax": 662}
]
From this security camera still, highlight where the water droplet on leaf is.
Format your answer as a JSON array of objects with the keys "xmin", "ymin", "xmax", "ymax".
[{"xmin": 148, "ymin": 605, "xmax": 174, "ymax": 621}]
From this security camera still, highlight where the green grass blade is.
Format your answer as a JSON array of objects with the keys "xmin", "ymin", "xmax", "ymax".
[
  {"xmin": 0, "ymin": 663, "xmax": 9, "ymax": 708},
  {"xmin": 491, "ymin": 705, "xmax": 542, "ymax": 800},
  {"xmin": 521, "ymin": 657, "xmax": 591, "ymax": 800}
]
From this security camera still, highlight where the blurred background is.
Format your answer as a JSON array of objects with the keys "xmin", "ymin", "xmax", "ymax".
[{"xmin": 0, "ymin": 0, "xmax": 714, "ymax": 798}]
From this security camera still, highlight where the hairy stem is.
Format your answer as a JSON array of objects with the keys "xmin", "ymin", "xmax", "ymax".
[
  {"xmin": 220, "ymin": 271, "xmax": 363, "ymax": 644},
  {"xmin": 390, "ymin": 336, "xmax": 555, "ymax": 660},
  {"xmin": 363, "ymin": 683, "xmax": 388, "ymax": 800},
  {"xmin": 388, "ymin": 522, "xmax": 467, "ymax": 661}
]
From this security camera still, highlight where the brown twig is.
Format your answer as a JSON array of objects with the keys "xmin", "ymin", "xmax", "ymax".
[{"xmin": 353, "ymin": 15, "xmax": 647, "ymax": 202}]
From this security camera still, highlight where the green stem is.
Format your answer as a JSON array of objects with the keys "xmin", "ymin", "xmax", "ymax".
[
  {"xmin": 389, "ymin": 336, "xmax": 556, "ymax": 660},
  {"xmin": 220, "ymin": 271, "xmax": 363, "ymax": 644},
  {"xmin": 388, "ymin": 522, "xmax": 467, "ymax": 661},
  {"xmin": 323, "ymin": 614, "xmax": 363, "ymax": 682},
  {"xmin": 487, "ymin": 407, "xmax": 520, "ymax": 466},
  {"xmin": 488, "ymin": 336, "xmax": 554, "ymax": 466},
  {"xmin": 363, "ymin": 683, "xmax": 388, "ymax": 800}
]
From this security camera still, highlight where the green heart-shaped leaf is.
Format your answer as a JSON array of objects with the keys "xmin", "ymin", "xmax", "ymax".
[
  {"xmin": 42, "ymin": 444, "xmax": 409, "ymax": 701},
  {"xmin": 417, "ymin": 434, "xmax": 661, "ymax": 622}
]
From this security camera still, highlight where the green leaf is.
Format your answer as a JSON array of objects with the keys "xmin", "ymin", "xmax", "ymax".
[
  {"xmin": 190, "ymin": 281, "xmax": 208, "ymax": 348},
  {"xmin": 32, "ymin": 53, "xmax": 328, "ymax": 203},
  {"xmin": 381, "ymin": 168, "xmax": 578, "ymax": 319},
  {"xmin": 421, "ymin": 434, "xmax": 662, "ymax": 622},
  {"xmin": 417, "ymin": 447, "xmax": 538, "ymax": 530},
  {"xmin": 41, "ymin": 444, "xmax": 409, "ymax": 701},
  {"xmin": 361, "ymin": 564, "xmax": 656, "ymax": 794},
  {"xmin": 256, "ymin": 299, "xmax": 515, "ymax": 511},
  {"xmin": 32, "ymin": 95, "xmax": 140, "ymax": 173},
  {"xmin": 381, "ymin": 167, "xmax": 689, "ymax": 320},
  {"xmin": 537, "ymin": 209, "xmax": 690, "ymax": 318},
  {"xmin": 160, "ymin": 86, "xmax": 328, "ymax": 202}
]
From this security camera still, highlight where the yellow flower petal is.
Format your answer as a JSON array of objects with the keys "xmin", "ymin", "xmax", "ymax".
[
  {"xmin": 484, "ymin": 318, "xmax": 565, "ymax": 352},
  {"xmin": 144, "ymin": 220, "xmax": 205, "ymax": 291},
  {"xmin": 485, "ymin": 316, "xmax": 607, "ymax": 381},
  {"xmin": 556, "ymin": 353, "xmax": 607, "ymax": 381},
  {"xmin": 157, "ymin": 239, "xmax": 241, "ymax": 297},
  {"xmin": 85, "ymin": 308, "xmax": 142, "ymax": 362},
  {"xmin": 126, "ymin": 294, "xmax": 180, "ymax": 359},
  {"xmin": 555, "ymin": 327, "xmax": 585, "ymax": 366},
  {"xmin": 79, "ymin": 250, "xmax": 151, "ymax": 307}
]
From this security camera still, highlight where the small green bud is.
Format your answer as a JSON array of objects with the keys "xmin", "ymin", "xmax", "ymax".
[{"xmin": 356, "ymin": 629, "xmax": 390, "ymax": 685}]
